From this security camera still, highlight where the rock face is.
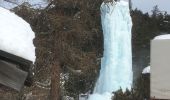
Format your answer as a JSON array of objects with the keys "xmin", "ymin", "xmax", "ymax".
[{"xmin": 89, "ymin": 1, "xmax": 133, "ymax": 100}]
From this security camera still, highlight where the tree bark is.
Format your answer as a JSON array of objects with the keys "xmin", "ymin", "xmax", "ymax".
[
  {"xmin": 50, "ymin": 30, "xmax": 61, "ymax": 100},
  {"xmin": 51, "ymin": 61, "xmax": 60, "ymax": 100}
]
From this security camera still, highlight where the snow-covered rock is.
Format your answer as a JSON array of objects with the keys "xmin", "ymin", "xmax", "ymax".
[
  {"xmin": 0, "ymin": 0, "xmax": 49, "ymax": 9},
  {"xmin": 154, "ymin": 34, "xmax": 170, "ymax": 40},
  {"xmin": 0, "ymin": 7, "xmax": 35, "ymax": 62},
  {"xmin": 142, "ymin": 66, "xmax": 150, "ymax": 74}
]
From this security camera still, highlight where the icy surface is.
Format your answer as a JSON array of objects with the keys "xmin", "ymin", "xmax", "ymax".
[
  {"xmin": 154, "ymin": 34, "xmax": 170, "ymax": 40},
  {"xmin": 89, "ymin": 1, "xmax": 133, "ymax": 100},
  {"xmin": 0, "ymin": 7, "xmax": 35, "ymax": 62},
  {"xmin": 142, "ymin": 66, "xmax": 150, "ymax": 74},
  {"xmin": 0, "ymin": 0, "xmax": 49, "ymax": 9}
]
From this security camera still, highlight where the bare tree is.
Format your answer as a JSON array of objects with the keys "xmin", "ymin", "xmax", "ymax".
[{"xmin": 129, "ymin": 0, "xmax": 132, "ymax": 10}]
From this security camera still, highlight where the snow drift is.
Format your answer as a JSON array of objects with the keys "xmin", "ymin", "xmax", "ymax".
[{"xmin": 0, "ymin": 7, "xmax": 35, "ymax": 62}]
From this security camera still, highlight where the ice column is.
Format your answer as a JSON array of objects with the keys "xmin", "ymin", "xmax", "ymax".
[{"xmin": 94, "ymin": 0, "xmax": 133, "ymax": 94}]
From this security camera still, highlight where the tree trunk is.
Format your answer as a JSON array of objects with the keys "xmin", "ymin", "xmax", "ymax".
[
  {"xmin": 50, "ymin": 31, "xmax": 61, "ymax": 100},
  {"xmin": 51, "ymin": 61, "xmax": 60, "ymax": 100}
]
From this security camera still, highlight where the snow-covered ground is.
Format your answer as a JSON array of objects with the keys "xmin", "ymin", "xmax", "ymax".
[
  {"xmin": 0, "ymin": 0, "xmax": 49, "ymax": 9},
  {"xmin": 0, "ymin": 7, "xmax": 35, "ymax": 62}
]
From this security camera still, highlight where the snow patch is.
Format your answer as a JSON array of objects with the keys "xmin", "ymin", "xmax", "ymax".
[
  {"xmin": 26, "ymin": 0, "xmax": 49, "ymax": 9},
  {"xmin": 142, "ymin": 66, "xmax": 150, "ymax": 74},
  {"xmin": 88, "ymin": 92, "xmax": 113, "ymax": 100},
  {"xmin": 0, "ymin": 7, "xmax": 35, "ymax": 62},
  {"xmin": 154, "ymin": 34, "xmax": 170, "ymax": 40}
]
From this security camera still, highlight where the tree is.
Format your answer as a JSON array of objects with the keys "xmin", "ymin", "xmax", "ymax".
[
  {"xmin": 152, "ymin": 5, "xmax": 160, "ymax": 18},
  {"xmin": 129, "ymin": 0, "xmax": 132, "ymax": 10}
]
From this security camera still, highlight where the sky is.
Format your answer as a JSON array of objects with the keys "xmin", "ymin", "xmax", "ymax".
[{"xmin": 132, "ymin": 0, "xmax": 170, "ymax": 14}]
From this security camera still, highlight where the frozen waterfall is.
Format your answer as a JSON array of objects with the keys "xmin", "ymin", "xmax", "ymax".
[{"xmin": 89, "ymin": 1, "xmax": 133, "ymax": 100}]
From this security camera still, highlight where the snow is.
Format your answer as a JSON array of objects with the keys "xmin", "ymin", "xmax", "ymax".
[
  {"xmin": 0, "ymin": 0, "xmax": 18, "ymax": 9},
  {"xmin": 142, "ymin": 66, "xmax": 150, "ymax": 74},
  {"xmin": 88, "ymin": 1, "xmax": 132, "ymax": 100},
  {"xmin": 154, "ymin": 34, "xmax": 170, "ymax": 40},
  {"xmin": 88, "ymin": 93, "xmax": 113, "ymax": 100},
  {"xmin": 0, "ymin": 7, "xmax": 36, "ymax": 62},
  {"xmin": 26, "ymin": 0, "xmax": 49, "ymax": 9},
  {"xmin": 0, "ymin": 0, "xmax": 49, "ymax": 9}
]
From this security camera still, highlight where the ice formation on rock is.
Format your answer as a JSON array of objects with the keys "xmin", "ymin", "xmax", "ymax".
[
  {"xmin": 89, "ymin": 0, "xmax": 133, "ymax": 100},
  {"xmin": 0, "ymin": 7, "xmax": 36, "ymax": 62}
]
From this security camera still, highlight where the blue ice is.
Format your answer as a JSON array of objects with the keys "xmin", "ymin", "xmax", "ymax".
[{"xmin": 89, "ymin": 1, "xmax": 133, "ymax": 100}]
